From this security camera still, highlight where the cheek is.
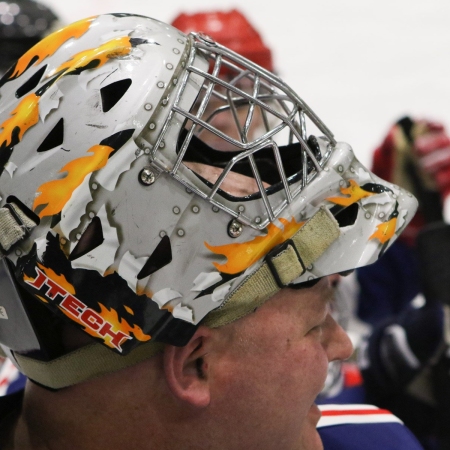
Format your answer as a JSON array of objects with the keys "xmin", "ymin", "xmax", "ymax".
[{"xmin": 289, "ymin": 339, "xmax": 330, "ymax": 394}]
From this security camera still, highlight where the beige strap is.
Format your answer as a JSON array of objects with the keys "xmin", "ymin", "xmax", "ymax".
[
  {"xmin": 0, "ymin": 202, "xmax": 37, "ymax": 253},
  {"xmin": 205, "ymin": 207, "xmax": 340, "ymax": 328},
  {"xmin": 13, "ymin": 340, "xmax": 164, "ymax": 389}
]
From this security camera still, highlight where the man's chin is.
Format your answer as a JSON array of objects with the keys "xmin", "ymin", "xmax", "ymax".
[
  {"xmin": 309, "ymin": 403, "xmax": 322, "ymax": 425},
  {"xmin": 297, "ymin": 403, "xmax": 324, "ymax": 450}
]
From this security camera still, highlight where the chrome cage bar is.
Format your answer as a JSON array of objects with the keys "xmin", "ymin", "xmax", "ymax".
[{"xmin": 152, "ymin": 32, "xmax": 336, "ymax": 230}]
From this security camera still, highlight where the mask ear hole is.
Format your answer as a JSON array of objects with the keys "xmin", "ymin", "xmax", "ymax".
[
  {"xmin": 69, "ymin": 216, "xmax": 104, "ymax": 261},
  {"xmin": 137, "ymin": 235, "xmax": 172, "ymax": 279},
  {"xmin": 37, "ymin": 118, "xmax": 64, "ymax": 152},
  {"xmin": 100, "ymin": 78, "xmax": 132, "ymax": 112},
  {"xmin": 15, "ymin": 65, "xmax": 47, "ymax": 98},
  {"xmin": 332, "ymin": 203, "xmax": 359, "ymax": 228}
]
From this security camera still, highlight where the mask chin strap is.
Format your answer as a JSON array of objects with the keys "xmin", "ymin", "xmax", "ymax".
[
  {"xmin": 7, "ymin": 207, "xmax": 339, "ymax": 390},
  {"xmin": 9, "ymin": 340, "xmax": 165, "ymax": 390}
]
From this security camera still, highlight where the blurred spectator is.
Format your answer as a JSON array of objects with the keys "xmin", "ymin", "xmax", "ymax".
[
  {"xmin": 0, "ymin": 0, "xmax": 60, "ymax": 75},
  {"xmin": 355, "ymin": 117, "xmax": 450, "ymax": 450}
]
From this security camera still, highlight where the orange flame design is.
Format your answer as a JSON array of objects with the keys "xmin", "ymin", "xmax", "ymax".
[
  {"xmin": 205, "ymin": 217, "xmax": 304, "ymax": 274},
  {"xmin": 49, "ymin": 37, "xmax": 134, "ymax": 78},
  {"xmin": 57, "ymin": 302, "xmax": 150, "ymax": 349},
  {"xmin": 37, "ymin": 263, "xmax": 76, "ymax": 293},
  {"xmin": 327, "ymin": 180, "xmax": 375, "ymax": 206},
  {"xmin": 33, "ymin": 144, "xmax": 114, "ymax": 218},
  {"xmin": 0, "ymin": 93, "xmax": 39, "ymax": 147},
  {"xmin": 8, "ymin": 16, "xmax": 96, "ymax": 80},
  {"xmin": 369, "ymin": 217, "xmax": 397, "ymax": 244}
]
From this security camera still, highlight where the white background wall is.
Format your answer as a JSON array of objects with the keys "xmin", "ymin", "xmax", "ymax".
[{"xmin": 39, "ymin": 0, "xmax": 450, "ymax": 167}]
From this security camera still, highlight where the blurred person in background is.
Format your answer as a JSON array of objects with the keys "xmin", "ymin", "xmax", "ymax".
[
  {"xmin": 351, "ymin": 117, "xmax": 450, "ymax": 450},
  {"xmin": 0, "ymin": 0, "xmax": 59, "ymax": 75}
]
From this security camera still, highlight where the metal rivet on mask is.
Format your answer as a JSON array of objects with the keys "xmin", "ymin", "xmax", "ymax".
[
  {"xmin": 166, "ymin": 63, "xmax": 173, "ymax": 70},
  {"xmin": 88, "ymin": 212, "xmax": 95, "ymax": 219},
  {"xmin": 365, "ymin": 213, "xmax": 371, "ymax": 219},
  {"xmin": 149, "ymin": 123, "xmax": 156, "ymax": 130},
  {"xmin": 173, "ymin": 206, "xmax": 181, "ymax": 215},
  {"xmin": 378, "ymin": 212, "xmax": 385, "ymax": 219},
  {"xmin": 238, "ymin": 205, "xmax": 245, "ymax": 213},
  {"xmin": 186, "ymin": 188, "xmax": 192, "ymax": 194},
  {"xmin": 144, "ymin": 103, "xmax": 152, "ymax": 111},
  {"xmin": 192, "ymin": 205, "xmax": 200, "ymax": 214},
  {"xmin": 177, "ymin": 229, "xmax": 185, "ymax": 237},
  {"xmin": 157, "ymin": 81, "xmax": 165, "ymax": 88},
  {"xmin": 144, "ymin": 148, "xmax": 151, "ymax": 155},
  {"xmin": 76, "ymin": 233, "xmax": 82, "ymax": 240},
  {"xmin": 173, "ymin": 48, "xmax": 180, "ymax": 55},
  {"xmin": 307, "ymin": 264, "xmax": 313, "ymax": 271},
  {"xmin": 139, "ymin": 167, "xmax": 156, "ymax": 186},
  {"xmin": 159, "ymin": 231, "xmax": 167, "ymax": 238},
  {"xmin": 135, "ymin": 149, "xmax": 142, "ymax": 157},
  {"xmin": 162, "ymin": 98, "xmax": 168, "ymax": 106},
  {"xmin": 212, "ymin": 206, "xmax": 219, "ymax": 213},
  {"xmin": 350, "ymin": 167, "xmax": 355, "ymax": 173},
  {"xmin": 339, "ymin": 180, "xmax": 346, "ymax": 187},
  {"xmin": 92, "ymin": 183, "xmax": 98, "ymax": 190},
  {"xmin": 308, "ymin": 276, "xmax": 315, "ymax": 281},
  {"xmin": 60, "ymin": 238, "xmax": 67, "ymax": 245},
  {"xmin": 181, "ymin": 61, "xmax": 186, "ymax": 68},
  {"xmin": 177, "ymin": 38, "xmax": 184, "ymax": 44},
  {"xmin": 337, "ymin": 165, "xmax": 344, "ymax": 173},
  {"xmin": 15, "ymin": 249, "xmax": 22, "ymax": 256},
  {"xmin": 159, "ymin": 141, "xmax": 165, "ymax": 148},
  {"xmin": 228, "ymin": 219, "xmax": 243, "ymax": 238},
  {"xmin": 254, "ymin": 216, "xmax": 262, "ymax": 224},
  {"xmin": 173, "ymin": 78, "xmax": 178, "ymax": 86}
]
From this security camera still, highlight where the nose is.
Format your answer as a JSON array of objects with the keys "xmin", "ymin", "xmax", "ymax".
[
  {"xmin": 328, "ymin": 273, "xmax": 341, "ymax": 289},
  {"xmin": 324, "ymin": 315, "xmax": 354, "ymax": 362}
]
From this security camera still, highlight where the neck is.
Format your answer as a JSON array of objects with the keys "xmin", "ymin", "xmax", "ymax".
[{"xmin": 7, "ymin": 357, "xmax": 185, "ymax": 450}]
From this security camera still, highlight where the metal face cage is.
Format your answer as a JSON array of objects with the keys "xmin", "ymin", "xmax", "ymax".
[{"xmin": 151, "ymin": 32, "xmax": 338, "ymax": 230}]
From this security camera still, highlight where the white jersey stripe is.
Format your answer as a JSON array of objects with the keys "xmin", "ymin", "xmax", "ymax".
[{"xmin": 317, "ymin": 404, "xmax": 404, "ymax": 428}]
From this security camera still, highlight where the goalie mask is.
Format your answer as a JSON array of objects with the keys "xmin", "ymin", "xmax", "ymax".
[{"xmin": 0, "ymin": 13, "xmax": 417, "ymax": 387}]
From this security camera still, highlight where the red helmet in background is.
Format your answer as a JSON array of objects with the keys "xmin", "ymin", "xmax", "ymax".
[{"xmin": 171, "ymin": 9, "xmax": 274, "ymax": 72}]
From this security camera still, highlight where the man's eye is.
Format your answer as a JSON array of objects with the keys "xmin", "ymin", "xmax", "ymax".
[{"xmin": 308, "ymin": 324, "xmax": 324, "ymax": 335}]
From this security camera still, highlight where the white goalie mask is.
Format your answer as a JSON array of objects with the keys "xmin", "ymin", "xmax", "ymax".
[{"xmin": 0, "ymin": 13, "xmax": 417, "ymax": 387}]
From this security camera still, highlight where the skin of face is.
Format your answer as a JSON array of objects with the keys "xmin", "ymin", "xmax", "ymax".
[{"xmin": 204, "ymin": 276, "xmax": 354, "ymax": 450}]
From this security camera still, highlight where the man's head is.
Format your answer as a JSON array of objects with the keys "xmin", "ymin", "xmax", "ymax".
[{"xmin": 0, "ymin": 12, "xmax": 415, "ymax": 393}]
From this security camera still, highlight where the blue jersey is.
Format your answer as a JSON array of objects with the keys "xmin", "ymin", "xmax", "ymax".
[{"xmin": 317, "ymin": 404, "xmax": 424, "ymax": 450}]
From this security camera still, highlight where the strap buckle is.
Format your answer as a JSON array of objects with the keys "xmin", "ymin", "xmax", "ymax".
[{"xmin": 265, "ymin": 239, "xmax": 305, "ymax": 288}]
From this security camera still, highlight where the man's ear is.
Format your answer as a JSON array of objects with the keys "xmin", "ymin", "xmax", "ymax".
[{"xmin": 163, "ymin": 326, "xmax": 212, "ymax": 408}]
